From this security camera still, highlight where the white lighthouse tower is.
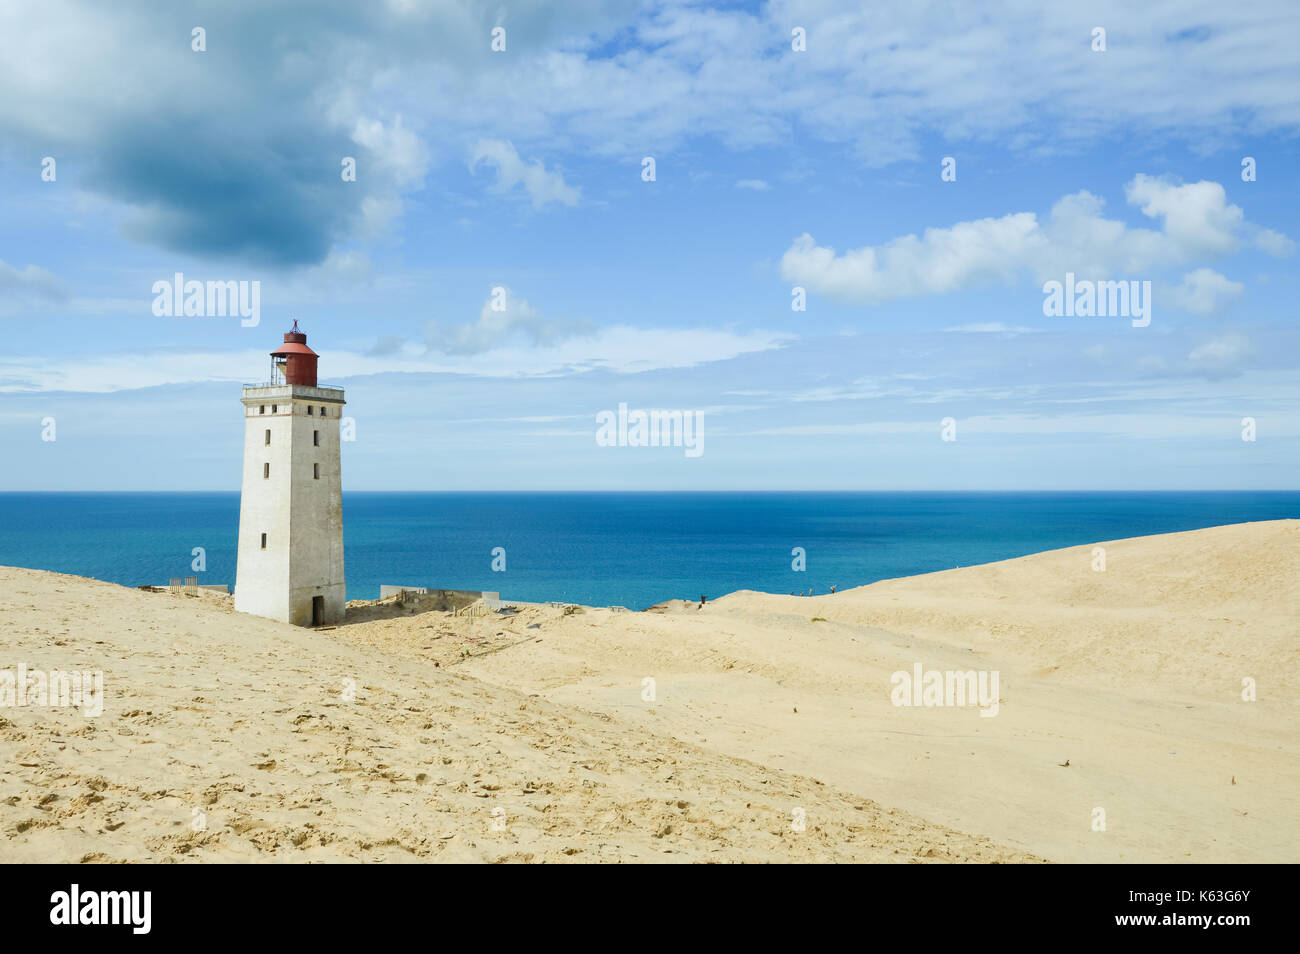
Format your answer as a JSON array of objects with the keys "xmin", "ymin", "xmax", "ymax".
[{"xmin": 234, "ymin": 322, "xmax": 346, "ymax": 626}]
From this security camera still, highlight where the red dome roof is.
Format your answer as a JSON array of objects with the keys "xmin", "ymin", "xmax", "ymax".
[
  {"xmin": 270, "ymin": 341, "xmax": 318, "ymax": 357},
  {"xmin": 270, "ymin": 322, "xmax": 320, "ymax": 385}
]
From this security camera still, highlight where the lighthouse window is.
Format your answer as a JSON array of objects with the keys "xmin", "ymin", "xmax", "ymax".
[
  {"xmin": 272, "ymin": 404, "xmax": 277, "ymax": 413},
  {"xmin": 314, "ymin": 463, "xmax": 320, "ymax": 479},
  {"xmin": 260, "ymin": 533, "xmax": 267, "ymax": 550},
  {"xmin": 264, "ymin": 429, "xmax": 271, "ymax": 446},
  {"xmin": 308, "ymin": 406, "xmax": 313, "ymax": 416},
  {"xmin": 320, "ymin": 407, "xmax": 327, "ymax": 416},
  {"xmin": 313, "ymin": 430, "xmax": 319, "ymax": 446},
  {"xmin": 263, "ymin": 462, "xmax": 270, "ymax": 479},
  {"xmin": 259, "ymin": 405, "xmax": 265, "ymax": 415}
]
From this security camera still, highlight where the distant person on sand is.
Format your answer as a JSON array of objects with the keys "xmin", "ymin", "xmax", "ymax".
[
  {"xmin": 699, "ymin": 594, "xmax": 706, "ymax": 609},
  {"xmin": 830, "ymin": 584, "xmax": 836, "ymax": 594}
]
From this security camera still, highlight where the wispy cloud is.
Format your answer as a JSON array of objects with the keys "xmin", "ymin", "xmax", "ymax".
[
  {"xmin": 0, "ymin": 259, "xmax": 64, "ymax": 304},
  {"xmin": 1187, "ymin": 332, "xmax": 1255, "ymax": 377},
  {"xmin": 0, "ymin": 326, "xmax": 791, "ymax": 393},
  {"xmin": 468, "ymin": 139, "xmax": 580, "ymax": 209},
  {"xmin": 943, "ymin": 322, "xmax": 1039, "ymax": 334},
  {"xmin": 426, "ymin": 288, "xmax": 593, "ymax": 355}
]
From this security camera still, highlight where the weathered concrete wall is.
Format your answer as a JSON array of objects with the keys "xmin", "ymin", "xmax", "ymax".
[
  {"xmin": 376, "ymin": 587, "xmax": 494, "ymax": 613},
  {"xmin": 234, "ymin": 389, "xmax": 293, "ymax": 621},
  {"xmin": 139, "ymin": 584, "xmax": 230, "ymax": 594},
  {"xmin": 234, "ymin": 384, "xmax": 346, "ymax": 626},
  {"xmin": 287, "ymin": 393, "xmax": 345, "ymax": 626}
]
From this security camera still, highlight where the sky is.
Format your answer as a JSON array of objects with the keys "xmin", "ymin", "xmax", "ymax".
[{"xmin": 1, "ymin": 0, "xmax": 1297, "ymax": 490}]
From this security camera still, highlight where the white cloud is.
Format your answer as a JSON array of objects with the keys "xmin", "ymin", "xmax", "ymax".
[
  {"xmin": 1168, "ymin": 268, "xmax": 1244, "ymax": 316},
  {"xmin": 1187, "ymin": 333, "xmax": 1254, "ymax": 376},
  {"xmin": 781, "ymin": 213, "xmax": 1040, "ymax": 302},
  {"xmin": 476, "ymin": 3, "xmax": 1300, "ymax": 167},
  {"xmin": 1123, "ymin": 175, "xmax": 1241, "ymax": 256},
  {"xmin": 748, "ymin": 410, "xmax": 1297, "ymax": 440},
  {"xmin": 357, "ymin": 194, "xmax": 405, "ymax": 237},
  {"xmin": 0, "ymin": 259, "xmax": 71, "ymax": 318},
  {"xmin": 0, "ymin": 259, "xmax": 63, "ymax": 298},
  {"xmin": 1254, "ymin": 228, "xmax": 1296, "ymax": 256},
  {"xmin": 735, "ymin": 179, "xmax": 770, "ymax": 191},
  {"xmin": 781, "ymin": 175, "xmax": 1290, "ymax": 304},
  {"xmin": 426, "ymin": 289, "xmax": 594, "ymax": 355},
  {"xmin": 468, "ymin": 139, "xmax": 580, "ymax": 209},
  {"xmin": 0, "ymin": 327, "xmax": 791, "ymax": 392},
  {"xmin": 943, "ymin": 322, "xmax": 1039, "ymax": 334},
  {"xmin": 351, "ymin": 114, "xmax": 429, "ymax": 187}
]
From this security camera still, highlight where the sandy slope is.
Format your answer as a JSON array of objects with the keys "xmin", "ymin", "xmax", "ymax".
[
  {"xmin": 0, "ymin": 568, "xmax": 1034, "ymax": 863},
  {"xmin": 349, "ymin": 520, "xmax": 1299, "ymax": 863}
]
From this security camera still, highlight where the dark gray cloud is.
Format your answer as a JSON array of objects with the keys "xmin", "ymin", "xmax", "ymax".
[
  {"xmin": 93, "ymin": 120, "xmax": 349, "ymax": 266},
  {"xmin": 0, "ymin": 0, "xmax": 634, "ymax": 267}
]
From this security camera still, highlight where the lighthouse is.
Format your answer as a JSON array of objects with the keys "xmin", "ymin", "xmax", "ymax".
[{"xmin": 234, "ymin": 322, "xmax": 346, "ymax": 626}]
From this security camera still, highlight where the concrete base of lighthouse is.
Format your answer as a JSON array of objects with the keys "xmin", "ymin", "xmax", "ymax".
[{"xmin": 235, "ymin": 580, "xmax": 346, "ymax": 628}]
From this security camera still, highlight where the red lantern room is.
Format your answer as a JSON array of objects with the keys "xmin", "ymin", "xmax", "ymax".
[{"xmin": 270, "ymin": 319, "xmax": 319, "ymax": 387}]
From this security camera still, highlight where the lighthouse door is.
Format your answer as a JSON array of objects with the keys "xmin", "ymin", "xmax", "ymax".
[{"xmin": 311, "ymin": 596, "xmax": 324, "ymax": 627}]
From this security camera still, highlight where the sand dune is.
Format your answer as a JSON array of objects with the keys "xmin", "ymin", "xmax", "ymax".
[
  {"xmin": 0, "ymin": 568, "xmax": 1033, "ymax": 863},
  {"xmin": 3, "ymin": 520, "xmax": 1294, "ymax": 862},
  {"xmin": 349, "ymin": 520, "xmax": 1298, "ymax": 863}
]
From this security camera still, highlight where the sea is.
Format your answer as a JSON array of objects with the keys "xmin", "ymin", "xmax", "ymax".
[{"xmin": 0, "ymin": 492, "xmax": 1295, "ymax": 610}]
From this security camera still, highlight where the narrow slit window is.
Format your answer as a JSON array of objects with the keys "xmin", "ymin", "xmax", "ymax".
[
  {"xmin": 259, "ymin": 405, "xmax": 265, "ymax": 415},
  {"xmin": 260, "ymin": 533, "xmax": 267, "ymax": 549},
  {"xmin": 313, "ymin": 430, "xmax": 319, "ymax": 446},
  {"xmin": 313, "ymin": 463, "xmax": 320, "ymax": 480},
  {"xmin": 320, "ymin": 406, "xmax": 326, "ymax": 416},
  {"xmin": 264, "ymin": 429, "xmax": 271, "ymax": 446},
  {"xmin": 308, "ymin": 405, "xmax": 313, "ymax": 416},
  {"xmin": 263, "ymin": 462, "xmax": 270, "ymax": 479},
  {"xmin": 271, "ymin": 404, "xmax": 277, "ymax": 414}
]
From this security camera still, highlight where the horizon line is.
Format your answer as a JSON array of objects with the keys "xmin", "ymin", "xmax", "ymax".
[{"xmin": 1, "ymin": 489, "xmax": 1297, "ymax": 495}]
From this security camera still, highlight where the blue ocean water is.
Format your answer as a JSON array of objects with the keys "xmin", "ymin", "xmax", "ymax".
[{"xmin": 0, "ymin": 492, "xmax": 1295, "ymax": 610}]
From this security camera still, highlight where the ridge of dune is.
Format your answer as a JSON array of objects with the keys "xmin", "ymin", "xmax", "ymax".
[
  {"xmin": 0, "ymin": 566, "xmax": 1038, "ymax": 863},
  {"xmin": 716, "ymin": 518, "xmax": 1300, "ymax": 695}
]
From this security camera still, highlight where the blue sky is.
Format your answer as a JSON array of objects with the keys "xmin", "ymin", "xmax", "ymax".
[{"xmin": 1, "ymin": 0, "xmax": 1297, "ymax": 490}]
